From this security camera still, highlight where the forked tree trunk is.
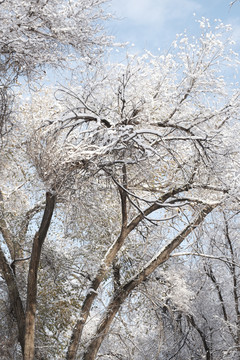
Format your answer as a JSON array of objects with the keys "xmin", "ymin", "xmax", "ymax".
[
  {"xmin": 67, "ymin": 183, "xmax": 209, "ymax": 360},
  {"xmin": 67, "ymin": 191, "xmax": 164, "ymax": 359},
  {"xmin": 82, "ymin": 205, "xmax": 214, "ymax": 360}
]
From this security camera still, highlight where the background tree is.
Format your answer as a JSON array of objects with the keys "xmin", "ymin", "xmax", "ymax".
[{"xmin": 183, "ymin": 210, "xmax": 240, "ymax": 360}]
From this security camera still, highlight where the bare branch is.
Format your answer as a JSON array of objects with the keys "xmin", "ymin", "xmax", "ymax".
[{"xmin": 171, "ymin": 252, "xmax": 240, "ymax": 268}]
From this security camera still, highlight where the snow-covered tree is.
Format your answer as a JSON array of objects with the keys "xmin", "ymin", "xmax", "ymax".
[
  {"xmin": 0, "ymin": 12, "xmax": 240, "ymax": 360},
  {"xmin": 0, "ymin": 0, "xmax": 110, "ymax": 138},
  {"xmin": 0, "ymin": 0, "xmax": 111, "ymax": 358},
  {"xmin": 181, "ymin": 210, "xmax": 240, "ymax": 360},
  {"xmin": 28, "ymin": 19, "xmax": 240, "ymax": 359}
]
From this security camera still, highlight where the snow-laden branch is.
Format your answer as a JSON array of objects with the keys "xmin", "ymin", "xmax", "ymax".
[{"xmin": 171, "ymin": 252, "xmax": 240, "ymax": 268}]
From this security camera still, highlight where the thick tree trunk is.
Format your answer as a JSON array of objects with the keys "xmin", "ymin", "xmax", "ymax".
[
  {"xmin": 0, "ymin": 247, "xmax": 25, "ymax": 353},
  {"xmin": 24, "ymin": 192, "xmax": 56, "ymax": 360},
  {"xmin": 82, "ymin": 205, "xmax": 214, "ymax": 360}
]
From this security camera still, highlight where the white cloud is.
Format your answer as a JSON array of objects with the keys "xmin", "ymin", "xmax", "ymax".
[{"xmin": 111, "ymin": 0, "xmax": 202, "ymax": 26}]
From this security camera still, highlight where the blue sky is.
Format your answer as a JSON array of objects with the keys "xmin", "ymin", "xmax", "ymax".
[{"xmin": 107, "ymin": 0, "xmax": 240, "ymax": 52}]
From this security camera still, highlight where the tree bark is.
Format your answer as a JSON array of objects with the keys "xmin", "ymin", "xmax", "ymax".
[
  {"xmin": 0, "ymin": 246, "xmax": 25, "ymax": 354},
  {"xmin": 82, "ymin": 205, "xmax": 214, "ymax": 360},
  {"xmin": 24, "ymin": 191, "xmax": 56, "ymax": 360},
  {"xmin": 188, "ymin": 315, "xmax": 212, "ymax": 360},
  {"xmin": 223, "ymin": 213, "xmax": 240, "ymax": 346}
]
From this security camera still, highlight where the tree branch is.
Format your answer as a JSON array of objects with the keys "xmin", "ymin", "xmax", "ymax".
[{"xmin": 0, "ymin": 189, "xmax": 14, "ymax": 259}]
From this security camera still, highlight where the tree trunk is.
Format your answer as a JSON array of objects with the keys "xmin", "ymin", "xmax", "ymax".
[
  {"xmin": 0, "ymin": 247, "xmax": 25, "ymax": 353},
  {"xmin": 24, "ymin": 192, "xmax": 56, "ymax": 360}
]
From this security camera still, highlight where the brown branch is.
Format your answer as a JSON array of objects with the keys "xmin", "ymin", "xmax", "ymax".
[
  {"xmin": 119, "ymin": 164, "xmax": 128, "ymax": 228},
  {"xmin": 0, "ymin": 217, "xmax": 14, "ymax": 259},
  {"xmin": 230, "ymin": 0, "xmax": 239, "ymax": 6},
  {"xmin": 187, "ymin": 315, "xmax": 211, "ymax": 360},
  {"xmin": 18, "ymin": 202, "xmax": 45, "ymax": 253},
  {"xmin": 24, "ymin": 191, "xmax": 56, "ymax": 360},
  {"xmin": 113, "ymin": 261, "xmax": 121, "ymax": 292}
]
